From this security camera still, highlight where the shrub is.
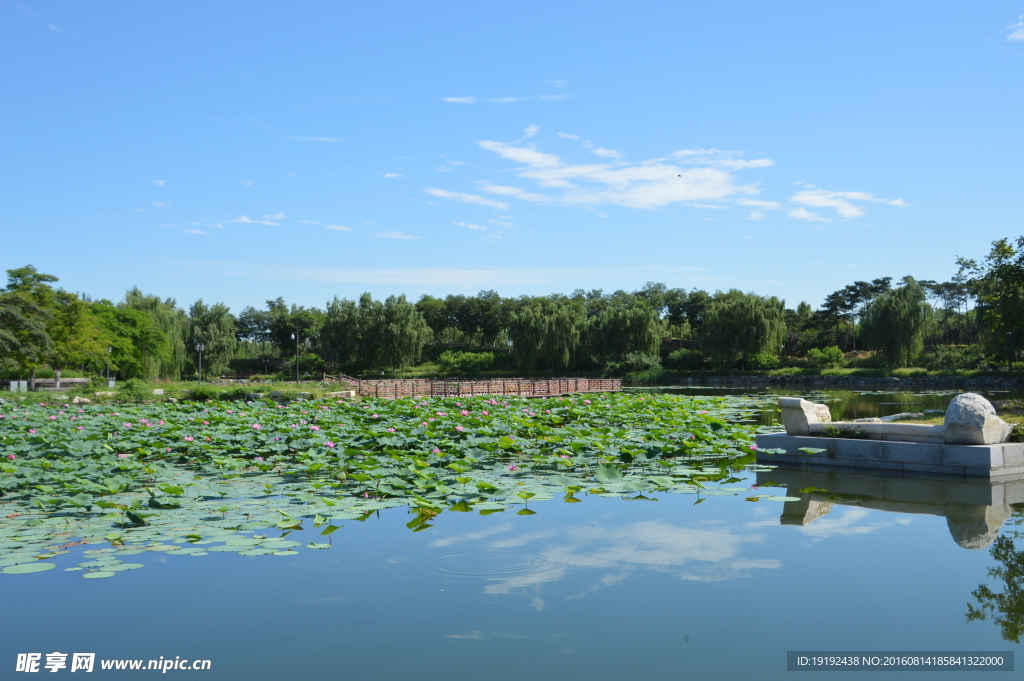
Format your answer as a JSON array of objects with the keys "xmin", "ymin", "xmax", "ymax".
[
  {"xmin": 807, "ymin": 346, "xmax": 845, "ymax": 368},
  {"xmin": 665, "ymin": 348, "xmax": 705, "ymax": 371},
  {"xmin": 921, "ymin": 344, "xmax": 990, "ymax": 372},
  {"xmin": 437, "ymin": 351, "xmax": 494, "ymax": 374},
  {"xmin": 187, "ymin": 385, "xmax": 220, "ymax": 402},
  {"xmin": 621, "ymin": 352, "xmax": 662, "ymax": 373},
  {"xmin": 747, "ymin": 352, "xmax": 780, "ymax": 370},
  {"xmin": 116, "ymin": 379, "xmax": 152, "ymax": 404}
]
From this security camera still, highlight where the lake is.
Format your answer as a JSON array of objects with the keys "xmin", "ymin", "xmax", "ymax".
[{"xmin": 2, "ymin": 387, "xmax": 1022, "ymax": 679}]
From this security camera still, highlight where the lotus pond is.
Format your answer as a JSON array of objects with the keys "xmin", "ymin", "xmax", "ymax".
[{"xmin": 1, "ymin": 390, "xmax": 1022, "ymax": 679}]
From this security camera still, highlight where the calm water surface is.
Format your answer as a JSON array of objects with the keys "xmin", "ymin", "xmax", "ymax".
[{"xmin": 4, "ymin": 388, "xmax": 1023, "ymax": 679}]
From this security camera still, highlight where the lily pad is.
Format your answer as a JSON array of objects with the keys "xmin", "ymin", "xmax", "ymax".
[
  {"xmin": 82, "ymin": 571, "xmax": 117, "ymax": 579},
  {"xmin": 3, "ymin": 562, "xmax": 57, "ymax": 574}
]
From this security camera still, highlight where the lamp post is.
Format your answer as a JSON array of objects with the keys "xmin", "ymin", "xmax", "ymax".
[
  {"xmin": 291, "ymin": 332, "xmax": 299, "ymax": 384},
  {"xmin": 196, "ymin": 343, "xmax": 206, "ymax": 385},
  {"xmin": 106, "ymin": 346, "xmax": 112, "ymax": 386}
]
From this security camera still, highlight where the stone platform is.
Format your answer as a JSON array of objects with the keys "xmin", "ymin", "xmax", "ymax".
[{"xmin": 755, "ymin": 432, "xmax": 1024, "ymax": 478}]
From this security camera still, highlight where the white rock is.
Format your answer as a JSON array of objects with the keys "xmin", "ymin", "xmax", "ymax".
[
  {"xmin": 778, "ymin": 397, "xmax": 832, "ymax": 436},
  {"xmin": 71, "ymin": 396, "xmax": 91, "ymax": 405},
  {"xmin": 943, "ymin": 393, "xmax": 1013, "ymax": 445}
]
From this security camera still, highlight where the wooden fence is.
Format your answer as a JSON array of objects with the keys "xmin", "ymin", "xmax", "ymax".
[{"xmin": 341, "ymin": 376, "xmax": 621, "ymax": 400}]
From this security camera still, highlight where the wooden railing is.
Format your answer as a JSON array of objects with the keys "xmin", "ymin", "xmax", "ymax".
[{"xmin": 342, "ymin": 376, "xmax": 621, "ymax": 400}]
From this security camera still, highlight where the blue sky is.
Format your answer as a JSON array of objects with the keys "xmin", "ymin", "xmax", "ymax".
[{"xmin": 3, "ymin": 1, "xmax": 1023, "ymax": 313}]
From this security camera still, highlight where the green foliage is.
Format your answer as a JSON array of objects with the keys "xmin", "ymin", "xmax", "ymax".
[
  {"xmin": 437, "ymin": 350, "xmax": 495, "ymax": 374},
  {"xmin": 958, "ymin": 237, "xmax": 1024, "ymax": 369},
  {"xmin": 117, "ymin": 379, "xmax": 152, "ymax": 404},
  {"xmin": 508, "ymin": 298, "xmax": 586, "ymax": 374},
  {"xmin": 701, "ymin": 292, "xmax": 787, "ymax": 369},
  {"xmin": 91, "ymin": 302, "xmax": 171, "ymax": 380},
  {"xmin": 122, "ymin": 288, "xmax": 189, "ymax": 380},
  {"xmin": 921, "ymin": 344, "xmax": 990, "ymax": 372},
  {"xmin": 620, "ymin": 351, "xmax": 662, "ymax": 373},
  {"xmin": 967, "ymin": 534, "xmax": 1024, "ymax": 642},
  {"xmin": 187, "ymin": 300, "xmax": 237, "ymax": 377},
  {"xmin": 860, "ymin": 278, "xmax": 933, "ymax": 369},
  {"xmin": 665, "ymin": 348, "xmax": 705, "ymax": 370},
  {"xmin": 807, "ymin": 346, "xmax": 845, "ymax": 368},
  {"xmin": 818, "ymin": 425, "xmax": 868, "ymax": 439},
  {"xmin": 746, "ymin": 352, "xmax": 780, "ymax": 370},
  {"xmin": 188, "ymin": 384, "xmax": 220, "ymax": 402}
]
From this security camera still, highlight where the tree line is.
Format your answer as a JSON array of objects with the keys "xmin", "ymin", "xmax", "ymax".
[{"xmin": 1, "ymin": 236, "xmax": 1022, "ymax": 383}]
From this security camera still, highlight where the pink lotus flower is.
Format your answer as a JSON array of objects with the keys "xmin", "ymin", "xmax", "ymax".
[
  {"xmin": 699, "ymin": 410, "xmax": 708, "ymax": 415},
  {"xmin": 310, "ymin": 425, "xmax": 321, "ymax": 431},
  {"xmin": 386, "ymin": 427, "xmax": 396, "ymax": 432},
  {"xmin": 202, "ymin": 420, "xmax": 209, "ymax": 425},
  {"xmin": 421, "ymin": 422, "xmax": 428, "ymax": 426},
  {"xmin": 560, "ymin": 454, "xmax": 571, "ymax": 459},
  {"xmin": 7, "ymin": 454, "xmax": 15, "ymax": 460},
  {"xmin": 432, "ymin": 448, "xmax": 441, "ymax": 454},
  {"xmin": 324, "ymin": 441, "xmax": 336, "ymax": 448},
  {"xmin": 748, "ymin": 444, "xmax": 758, "ymax": 450},
  {"xmin": 184, "ymin": 435, "xmax": 194, "ymax": 442},
  {"xmin": 583, "ymin": 399, "xmax": 591, "ymax": 405},
  {"xmin": 482, "ymin": 411, "xmax": 489, "ymax": 416},
  {"xmin": 118, "ymin": 453, "xmax": 129, "ymax": 459},
  {"xmin": 227, "ymin": 409, "xmax": 233, "ymax": 414},
  {"xmin": 76, "ymin": 426, "xmax": 84, "ymax": 431},
  {"xmin": 372, "ymin": 414, "xmax": 380, "ymax": 418},
  {"xmin": 255, "ymin": 456, "xmax": 265, "ymax": 461},
  {"xmin": 28, "ymin": 429, "xmax": 36, "ymax": 434},
  {"xmin": 158, "ymin": 420, "xmax": 164, "ymax": 425},
  {"xmin": 251, "ymin": 423, "xmax": 262, "ymax": 429},
  {"xmin": 507, "ymin": 464, "xmax": 519, "ymax": 472},
  {"xmin": 460, "ymin": 410, "xmax": 469, "ymax": 416},
  {"xmin": 455, "ymin": 425, "xmax": 464, "ymax": 432},
  {"xmin": 166, "ymin": 448, "xmax": 172, "ymax": 452}
]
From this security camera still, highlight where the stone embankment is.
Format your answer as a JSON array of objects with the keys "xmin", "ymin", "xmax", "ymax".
[{"xmin": 683, "ymin": 375, "xmax": 1024, "ymax": 389}]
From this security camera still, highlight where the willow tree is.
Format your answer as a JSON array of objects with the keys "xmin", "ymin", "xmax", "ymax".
[
  {"xmin": 187, "ymin": 300, "xmax": 237, "ymax": 376},
  {"xmin": 593, "ymin": 303, "xmax": 662, "ymax": 361},
  {"xmin": 859, "ymin": 278, "xmax": 933, "ymax": 369},
  {"xmin": 123, "ymin": 288, "xmax": 188, "ymax": 379},
  {"xmin": 958, "ymin": 237, "xmax": 1024, "ymax": 370},
  {"xmin": 508, "ymin": 297, "xmax": 586, "ymax": 375},
  {"xmin": 374, "ymin": 295, "xmax": 433, "ymax": 374},
  {"xmin": 319, "ymin": 296, "xmax": 363, "ymax": 370},
  {"xmin": 701, "ymin": 293, "xmax": 787, "ymax": 369}
]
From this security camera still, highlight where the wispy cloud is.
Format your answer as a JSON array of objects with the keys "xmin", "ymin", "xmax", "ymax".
[
  {"xmin": 748, "ymin": 211, "xmax": 765, "ymax": 221},
  {"xmin": 537, "ymin": 93, "xmax": 569, "ymax": 101},
  {"xmin": 184, "ymin": 229, "xmax": 208, "ymax": 235},
  {"xmin": 454, "ymin": 221, "xmax": 488, "ymax": 231},
  {"xmin": 739, "ymin": 199, "xmax": 781, "ymax": 209},
  {"xmin": 1006, "ymin": 15, "xmax": 1024, "ymax": 41},
  {"xmin": 424, "ymin": 188, "xmax": 509, "ymax": 210},
  {"xmin": 475, "ymin": 181, "xmax": 552, "ymax": 203},
  {"xmin": 592, "ymin": 147, "xmax": 622, "ymax": 159},
  {"xmin": 790, "ymin": 187, "xmax": 906, "ymax": 219},
  {"xmin": 377, "ymin": 231, "xmax": 422, "ymax": 240},
  {"xmin": 228, "ymin": 215, "xmax": 280, "ymax": 226},
  {"xmin": 242, "ymin": 180, "xmax": 253, "ymax": 186},
  {"xmin": 152, "ymin": 180, "xmax": 165, "ymax": 187},
  {"xmin": 489, "ymin": 96, "xmax": 526, "ymax": 103},
  {"xmin": 325, "ymin": 224, "xmax": 353, "ymax": 232},
  {"xmin": 151, "ymin": 201, "xmax": 170, "ymax": 208},
  {"xmin": 473, "ymin": 140, "xmax": 768, "ymax": 210},
  {"xmin": 264, "ymin": 213, "xmax": 285, "ymax": 220},
  {"xmin": 441, "ymin": 96, "xmax": 478, "ymax": 104},
  {"xmin": 522, "ymin": 124, "xmax": 539, "ymax": 140},
  {"xmin": 557, "ymin": 132, "xmax": 580, "ymax": 140},
  {"xmin": 382, "ymin": 173, "xmax": 402, "ymax": 179},
  {"xmin": 285, "ymin": 136, "xmax": 344, "ymax": 142},
  {"xmin": 47, "ymin": 24, "xmax": 63, "ymax": 33},
  {"xmin": 788, "ymin": 207, "xmax": 830, "ymax": 223}
]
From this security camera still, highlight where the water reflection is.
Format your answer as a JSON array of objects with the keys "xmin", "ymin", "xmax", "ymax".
[
  {"xmin": 430, "ymin": 517, "xmax": 780, "ymax": 608},
  {"xmin": 757, "ymin": 467, "xmax": 1024, "ymax": 549}
]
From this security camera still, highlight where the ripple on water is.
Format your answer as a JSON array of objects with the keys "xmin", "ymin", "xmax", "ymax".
[{"xmin": 435, "ymin": 553, "xmax": 545, "ymax": 576}]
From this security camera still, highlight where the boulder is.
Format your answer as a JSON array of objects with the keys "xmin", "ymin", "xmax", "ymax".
[
  {"xmin": 151, "ymin": 388, "xmax": 164, "ymax": 395},
  {"xmin": 324, "ymin": 391, "xmax": 356, "ymax": 399},
  {"xmin": 943, "ymin": 393, "xmax": 1013, "ymax": 445},
  {"xmin": 778, "ymin": 397, "xmax": 832, "ymax": 436},
  {"xmin": 246, "ymin": 393, "xmax": 265, "ymax": 400},
  {"xmin": 71, "ymin": 396, "xmax": 91, "ymax": 405}
]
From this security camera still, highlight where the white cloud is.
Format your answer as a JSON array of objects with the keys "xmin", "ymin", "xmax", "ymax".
[
  {"xmin": 739, "ymin": 199, "xmax": 781, "ymax": 209},
  {"xmin": 476, "ymin": 181, "xmax": 552, "ymax": 203},
  {"xmin": 888, "ymin": 198, "xmax": 909, "ymax": 207},
  {"xmin": 134, "ymin": 208, "xmax": 145, "ymax": 213},
  {"xmin": 377, "ymin": 231, "xmax": 422, "ymax": 240},
  {"xmin": 382, "ymin": 173, "xmax": 402, "ymax": 179},
  {"xmin": 748, "ymin": 211, "xmax": 765, "ymax": 221},
  {"xmin": 1006, "ymin": 16, "xmax": 1024, "ymax": 41},
  {"xmin": 537, "ymin": 93, "xmax": 569, "ymax": 101},
  {"xmin": 152, "ymin": 180, "xmax": 165, "ymax": 187},
  {"xmin": 424, "ymin": 187, "xmax": 509, "ymax": 210},
  {"xmin": 489, "ymin": 219, "xmax": 515, "ymax": 228},
  {"xmin": 325, "ymin": 224, "xmax": 353, "ymax": 232},
  {"xmin": 522, "ymin": 124, "xmax": 539, "ymax": 139},
  {"xmin": 151, "ymin": 201, "xmax": 170, "ymax": 208},
  {"xmin": 441, "ymin": 96, "xmax": 478, "ymax": 104},
  {"xmin": 671, "ymin": 148, "xmax": 774, "ymax": 169},
  {"xmin": 592, "ymin": 147, "xmax": 623, "ymax": 159},
  {"xmin": 184, "ymin": 229, "xmax": 208, "ymax": 235},
  {"xmin": 475, "ymin": 140, "xmax": 765, "ymax": 210},
  {"xmin": 263, "ymin": 213, "xmax": 285, "ymax": 220},
  {"xmin": 790, "ymin": 188, "xmax": 905, "ymax": 219},
  {"xmin": 48, "ymin": 24, "xmax": 63, "ymax": 33},
  {"xmin": 242, "ymin": 180, "xmax": 253, "ymax": 186},
  {"xmin": 557, "ymin": 132, "xmax": 580, "ymax": 140},
  {"xmin": 788, "ymin": 207, "xmax": 831, "ymax": 223},
  {"xmin": 299, "ymin": 219, "xmax": 321, "ymax": 225},
  {"xmin": 228, "ymin": 215, "xmax": 280, "ymax": 226},
  {"xmin": 285, "ymin": 136, "xmax": 344, "ymax": 142},
  {"xmin": 489, "ymin": 96, "xmax": 526, "ymax": 103},
  {"xmin": 454, "ymin": 221, "xmax": 488, "ymax": 231}
]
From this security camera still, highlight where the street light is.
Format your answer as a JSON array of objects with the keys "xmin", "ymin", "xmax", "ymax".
[
  {"xmin": 196, "ymin": 343, "xmax": 206, "ymax": 385},
  {"xmin": 106, "ymin": 346, "xmax": 112, "ymax": 386},
  {"xmin": 291, "ymin": 332, "xmax": 299, "ymax": 384}
]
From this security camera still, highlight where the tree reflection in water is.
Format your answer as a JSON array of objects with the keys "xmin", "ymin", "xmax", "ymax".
[{"xmin": 967, "ymin": 508, "xmax": 1024, "ymax": 643}]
